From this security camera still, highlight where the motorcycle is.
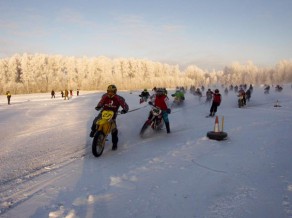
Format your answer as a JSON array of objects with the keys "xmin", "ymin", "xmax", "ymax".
[
  {"xmin": 238, "ymin": 94, "xmax": 245, "ymax": 108},
  {"xmin": 205, "ymin": 94, "xmax": 212, "ymax": 103},
  {"xmin": 92, "ymin": 110, "xmax": 116, "ymax": 157},
  {"xmin": 139, "ymin": 96, "xmax": 148, "ymax": 104},
  {"xmin": 140, "ymin": 105, "xmax": 164, "ymax": 138},
  {"xmin": 171, "ymin": 97, "xmax": 184, "ymax": 107}
]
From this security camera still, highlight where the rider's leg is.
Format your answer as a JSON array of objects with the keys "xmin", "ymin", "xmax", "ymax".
[
  {"xmin": 162, "ymin": 112, "xmax": 170, "ymax": 133},
  {"xmin": 89, "ymin": 113, "xmax": 102, "ymax": 137},
  {"xmin": 111, "ymin": 128, "xmax": 118, "ymax": 150}
]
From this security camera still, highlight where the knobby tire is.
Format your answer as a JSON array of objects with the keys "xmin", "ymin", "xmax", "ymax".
[
  {"xmin": 92, "ymin": 131, "xmax": 105, "ymax": 157},
  {"xmin": 140, "ymin": 121, "xmax": 150, "ymax": 138}
]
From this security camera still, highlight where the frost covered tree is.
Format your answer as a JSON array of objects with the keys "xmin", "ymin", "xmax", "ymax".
[{"xmin": 0, "ymin": 54, "xmax": 292, "ymax": 95}]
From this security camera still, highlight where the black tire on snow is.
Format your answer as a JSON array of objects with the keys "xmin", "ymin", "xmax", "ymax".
[
  {"xmin": 207, "ymin": 131, "xmax": 228, "ymax": 141},
  {"xmin": 140, "ymin": 121, "xmax": 150, "ymax": 138},
  {"xmin": 92, "ymin": 131, "xmax": 105, "ymax": 157}
]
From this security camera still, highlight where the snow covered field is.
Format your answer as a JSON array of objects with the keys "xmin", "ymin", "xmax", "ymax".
[{"xmin": 0, "ymin": 85, "xmax": 292, "ymax": 218}]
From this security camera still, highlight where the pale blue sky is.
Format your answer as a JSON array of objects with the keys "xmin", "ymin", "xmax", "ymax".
[{"xmin": 1, "ymin": 0, "xmax": 291, "ymax": 70}]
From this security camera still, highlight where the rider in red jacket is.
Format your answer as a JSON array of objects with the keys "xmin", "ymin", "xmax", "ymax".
[
  {"xmin": 149, "ymin": 88, "xmax": 171, "ymax": 133},
  {"xmin": 90, "ymin": 85, "xmax": 129, "ymax": 151}
]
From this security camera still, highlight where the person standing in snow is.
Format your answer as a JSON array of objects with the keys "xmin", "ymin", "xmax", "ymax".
[
  {"xmin": 64, "ymin": 89, "xmax": 69, "ymax": 100},
  {"xmin": 6, "ymin": 91, "xmax": 11, "ymax": 105},
  {"xmin": 209, "ymin": 89, "xmax": 221, "ymax": 117},
  {"xmin": 51, "ymin": 90, "xmax": 55, "ymax": 98}
]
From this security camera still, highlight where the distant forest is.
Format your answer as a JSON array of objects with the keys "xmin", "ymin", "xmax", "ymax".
[{"xmin": 0, "ymin": 53, "xmax": 291, "ymax": 94}]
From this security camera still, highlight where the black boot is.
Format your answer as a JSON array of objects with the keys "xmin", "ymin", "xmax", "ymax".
[
  {"xmin": 112, "ymin": 143, "xmax": 118, "ymax": 150},
  {"xmin": 90, "ymin": 116, "xmax": 100, "ymax": 137},
  {"xmin": 112, "ymin": 129, "xmax": 118, "ymax": 150},
  {"xmin": 165, "ymin": 122, "xmax": 170, "ymax": 134},
  {"xmin": 89, "ymin": 130, "xmax": 95, "ymax": 138}
]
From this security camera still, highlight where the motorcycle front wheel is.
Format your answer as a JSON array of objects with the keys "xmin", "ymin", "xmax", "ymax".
[
  {"xmin": 140, "ymin": 121, "xmax": 151, "ymax": 138},
  {"xmin": 92, "ymin": 131, "xmax": 105, "ymax": 157},
  {"xmin": 238, "ymin": 99, "xmax": 243, "ymax": 108}
]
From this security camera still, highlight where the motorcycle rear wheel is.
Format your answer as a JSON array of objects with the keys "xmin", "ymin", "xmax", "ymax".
[{"xmin": 92, "ymin": 131, "xmax": 105, "ymax": 157}]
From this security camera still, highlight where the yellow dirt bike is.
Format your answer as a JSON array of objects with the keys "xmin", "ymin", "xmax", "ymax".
[{"xmin": 92, "ymin": 110, "xmax": 116, "ymax": 157}]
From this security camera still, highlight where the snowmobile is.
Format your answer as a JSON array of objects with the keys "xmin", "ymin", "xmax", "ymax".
[
  {"xmin": 140, "ymin": 105, "xmax": 164, "ymax": 138},
  {"xmin": 92, "ymin": 110, "xmax": 116, "ymax": 157}
]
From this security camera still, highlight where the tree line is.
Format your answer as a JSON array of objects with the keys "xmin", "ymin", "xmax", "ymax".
[{"xmin": 0, "ymin": 53, "xmax": 291, "ymax": 94}]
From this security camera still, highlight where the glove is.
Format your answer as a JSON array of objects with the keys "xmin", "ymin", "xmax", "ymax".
[
  {"xmin": 95, "ymin": 106, "xmax": 101, "ymax": 111},
  {"xmin": 121, "ymin": 109, "xmax": 127, "ymax": 114},
  {"xmin": 166, "ymin": 108, "xmax": 171, "ymax": 114},
  {"xmin": 148, "ymin": 101, "xmax": 153, "ymax": 105}
]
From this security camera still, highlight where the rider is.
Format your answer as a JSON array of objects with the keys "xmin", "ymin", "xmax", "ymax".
[
  {"xmin": 238, "ymin": 88, "xmax": 246, "ymax": 105},
  {"xmin": 206, "ymin": 89, "xmax": 213, "ymax": 102},
  {"xmin": 245, "ymin": 88, "xmax": 252, "ymax": 102},
  {"xmin": 139, "ymin": 88, "xmax": 150, "ymax": 102},
  {"xmin": 149, "ymin": 88, "xmax": 171, "ymax": 133},
  {"xmin": 89, "ymin": 85, "xmax": 129, "ymax": 151},
  {"xmin": 171, "ymin": 88, "xmax": 185, "ymax": 102}
]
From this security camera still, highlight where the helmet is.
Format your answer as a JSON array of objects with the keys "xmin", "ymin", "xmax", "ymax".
[
  {"xmin": 107, "ymin": 84, "xmax": 117, "ymax": 94},
  {"xmin": 215, "ymin": 89, "xmax": 219, "ymax": 93},
  {"xmin": 156, "ymin": 88, "xmax": 164, "ymax": 95}
]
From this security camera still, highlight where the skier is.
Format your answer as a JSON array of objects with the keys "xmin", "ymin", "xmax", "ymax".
[
  {"xmin": 89, "ymin": 85, "xmax": 129, "ymax": 151},
  {"xmin": 149, "ymin": 88, "xmax": 171, "ymax": 133},
  {"xmin": 208, "ymin": 89, "xmax": 221, "ymax": 117}
]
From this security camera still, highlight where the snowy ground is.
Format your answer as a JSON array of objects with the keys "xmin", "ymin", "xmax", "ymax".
[{"xmin": 0, "ymin": 85, "xmax": 292, "ymax": 218}]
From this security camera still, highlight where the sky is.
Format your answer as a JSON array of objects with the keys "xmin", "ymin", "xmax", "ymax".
[
  {"xmin": 1, "ymin": 0, "xmax": 292, "ymax": 70},
  {"xmin": 0, "ymin": 85, "xmax": 292, "ymax": 217}
]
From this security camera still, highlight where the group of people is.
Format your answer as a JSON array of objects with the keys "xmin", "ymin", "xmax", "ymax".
[
  {"xmin": 89, "ymin": 85, "xmax": 225, "ymax": 151},
  {"xmin": 51, "ymin": 89, "xmax": 80, "ymax": 100},
  {"xmin": 89, "ymin": 85, "xmax": 173, "ymax": 151}
]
